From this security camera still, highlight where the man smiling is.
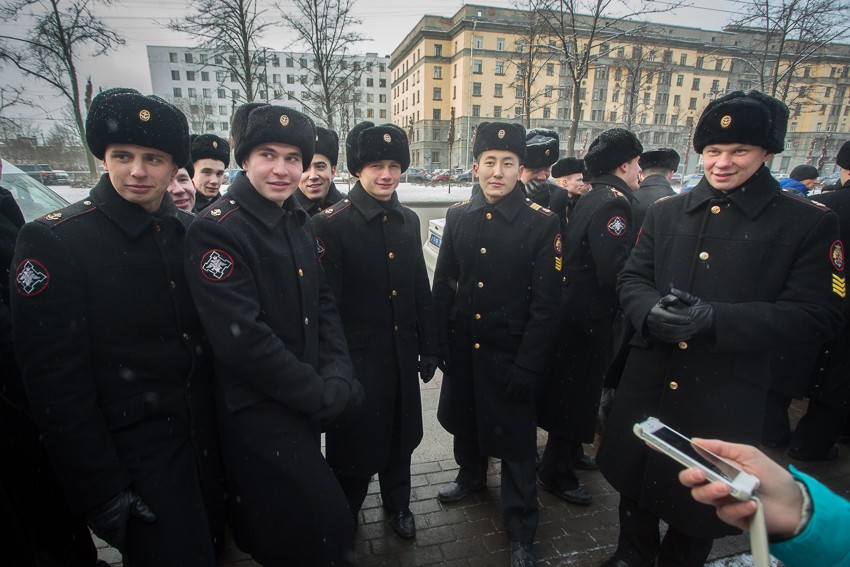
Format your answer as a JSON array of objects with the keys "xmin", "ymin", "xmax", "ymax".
[
  {"xmin": 295, "ymin": 126, "xmax": 345, "ymax": 216},
  {"xmin": 190, "ymin": 134, "xmax": 230, "ymax": 213}
]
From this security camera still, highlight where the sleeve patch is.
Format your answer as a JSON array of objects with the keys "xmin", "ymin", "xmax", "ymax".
[
  {"xmin": 200, "ymin": 249, "xmax": 235, "ymax": 281},
  {"xmin": 607, "ymin": 216, "xmax": 627, "ymax": 237},
  {"xmin": 830, "ymin": 240, "xmax": 844, "ymax": 271},
  {"xmin": 554, "ymin": 233, "xmax": 563, "ymax": 255},
  {"xmin": 316, "ymin": 237, "xmax": 326, "ymax": 259},
  {"xmin": 15, "ymin": 259, "xmax": 50, "ymax": 296}
]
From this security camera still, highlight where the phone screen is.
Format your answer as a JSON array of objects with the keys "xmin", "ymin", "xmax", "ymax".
[{"xmin": 651, "ymin": 425, "xmax": 743, "ymax": 483}]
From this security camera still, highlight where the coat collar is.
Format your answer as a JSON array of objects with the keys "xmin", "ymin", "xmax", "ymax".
[
  {"xmin": 348, "ymin": 182, "xmax": 405, "ymax": 222},
  {"xmin": 467, "ymin": 181, "xmax": 526, "ymax": 222},
  {"xmin": 228, "ymin": 171, "xmax": 309, "ymax": 229},
  {"xmin": 590, "ymin": 173, "xmax": 637, "ymax": 203},
  {"xmin": 90, "ymin": 174, "xmax": 182, "ymax": 240},
  {"xmin": 293, "ymin": 182, "xmax": 345, "ymax": 215},
  {"xmin": 684, "ymin": 166, "xmax": 779, "ymax": 220},
  {"xmin": 639, "ymin": 174, "xmax": 673, "ymax": 191}
]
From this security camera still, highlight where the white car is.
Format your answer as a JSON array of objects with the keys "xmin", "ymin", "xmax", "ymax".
[
  {"xmin": 422, "ymin": 217, "xmax": 445, "ymax": 277},
  {"xmin": 1, "ymin": 159, "xmax": 69, "ymax": 221}
]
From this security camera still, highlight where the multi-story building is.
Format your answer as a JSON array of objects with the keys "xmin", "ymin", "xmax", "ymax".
[
  {"xmin": 390, "ymin": 4, "xmax": 850, "ymax": 175},
  {"xmin": 147, "ymin": 46, "xmax": 392, "ymax": 151}
]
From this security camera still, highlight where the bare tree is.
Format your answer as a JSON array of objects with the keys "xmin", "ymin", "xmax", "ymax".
[
  {"xmin": 279, "ymin": 0, "xmax": 368, "ymax": 130},
  {"xmin": 506, "ymin": 7, "xmax": 561, "ymax": 127},
  {"xmin": 172, "ymin": 96, "xmax": 216, "ymax": 134},
  {"xmin": 168, "ymin": 0, "xmax": 274, "ymax": 105},
  {"xmin": 0, "ymin": 0, "xmax": 124, "ymax": 175},
  {"xmin": 726, "ymin": 0, "xmax": 850, "ymax": 107},
  {"xmin": 530, "ymin": 0, "xmax": 680, "ymax": 155},
  {"xmin": 610, "ymin": 39, "xmax": 676, "ymax": 131},
  {"xmin": 0, "ymin": 86, "xmax": 25, "ymax": 137}
]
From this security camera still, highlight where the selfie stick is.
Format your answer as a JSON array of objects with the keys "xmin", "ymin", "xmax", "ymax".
[{"xmin": 748, "ymin": 496, "xmax": 770, "ymax": 567}]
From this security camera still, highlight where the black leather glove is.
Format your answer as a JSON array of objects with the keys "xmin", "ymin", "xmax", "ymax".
[
  {"xmin": 669, "ymin": 288, "xmax": 716, "ymax": 335},
  {"xmin": 437, "ymin": 343, "xmax": 452, "ymax": 373},
  {"xmin": 419, "ymin": 354, "xmax": 439, "ymax": 383},
  {"xmin": 313, "ymin": 376, "xmax": 351, "ymax": 421},
  {"xmin": 86, "ymin": 489, "xmax": 156, "ymax": 553},
  {"xmin": 348, "ymin": 377, "xmax": 365, "ymax": 409},
  {"xmin": 524, "ymin": 179, "xmax": 550, "ymax": 203},
  {"xmin": 645, "ymin": 294, "xmax": 697, "ymax": 342},
  {"xmin": 504, "ymin": 365, "xmax": 535, "ymax": 403}
]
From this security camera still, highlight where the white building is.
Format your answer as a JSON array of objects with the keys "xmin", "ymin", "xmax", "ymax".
[{"xmin": 147, "ymin": 45, "xmax": 392, "ymax": 139}]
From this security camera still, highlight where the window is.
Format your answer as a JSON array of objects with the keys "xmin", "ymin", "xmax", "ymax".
[
  {"xmin": 472, "ymin": 82, "xmax": 481, "ymax": 96},
  {"xmin": 379, "ymin": 94, "xmax": 386, "ymax": 103},
  {"xmin": 656, "ymin": 92, "xmax": 669, "ymax": 105},
  {"xmin": 433, "ymin": 108, "xmax": 441, "ymax": 120},
  {"xmin": 171, "ymin": 70, "xmax": 180, "ymax": 81},
  {"xmin": 434, "ymin": 66, "xmax": 442, "ymax": 79},
  {"xmin": 169, "ymin": 52, "xmax": 177, "ymax": 63},
  {"xmin": 204, "ymin": 104, "xmax": 213, "ymax": 114},
  {"xmin": 643, "ymin": 92, "xmax": 650, "ymax": 104},
  {"xmin": 653, "ymin": 131, "xmax": 664, "ymax": 144},
  {"xmin": 188, "ymin": 88, "xmax": 197, "ymax": 98},
  {"xmin": 593, "ymin": 88, "xmax": 605, "ymax": 101},
  {"xmin": 658, "ymin": 72, "xmax": 671, "ymax": 86},
  {"xmin": 826, "ymin": 86, "xmax": 832, "ymax": 98},
  {"xmin": 617, "ymin": 47, "xmax": 625, "ymax": 58},
  {"xmin": 472, "ymin": 104, "xmax": 480, "ymax": 117},
  {"xmin": 686, "ymin": 116, "xmax": 694, "ymax": 127},
  {"xmin": 286, "ymin": 75, "xmax": 295, "ymax": 84},
  {"xmin": 609, "ymin": 111, "xmax": 617, "ymax": 121},
  {"xmin": 676, "ymin": 74, "xmax": 684, "ymax": 87},
  {"xmin": 546, "ymin": 86, "xmax": 553, "ymax": 98},
  {"xmin": 653, "ymin": 113, "xmax": 666, "ymax": 124},
  {"xmin": 516, "ymin": 64, "xmax": 526, "ymax": 78},
  {"xmin": 201, "ymin": 71, "xmax": 210, "ymax": 81},
  {"xmin": 366, "ymin": 93, "xmax": 374, "ymax": 102},
  {"xmin": 300, "ymin": 57, "xmax": 308, "ymax": 68},
  {"xmin": 173, "ymin": 88, "xmax": 182, "ymax": 98},
  {"xmin": 221, "ymin": 122, "xmax": 228, "ymax": 130},
  {"xmin": 433, "ymin": 87, "xmax": 442, "ymax": 100},
  {"xmin": 514, "ymin": 107, "xmax": 522, "ymax": 118},
  {"xmin": 673, "ymin": 94, "xmax": 681, "ymax": 106},
  {"xmin": 215, "ymin": 55, "xmax": 223, "ymax": 65},
  {"xmin": 367, "ymin": 78, "xmax": 374, "ymax": 87},
  {"xmin": 453, "ymin": 64, "xmax": 457, "ymax": 78},
  {"xmin": 216, "ymin": 71, "xmax": 225, "ymax": 82},
  {"xmin": 185, "ymin": 52, "xmax": 193, "ymax": 63},
  {"xmin": 547, "ymin": 63, "xmax": 554, "ymax": 76},
  {"xmin": 497, "ymin": 38, "xmax": 505, "ymax": 51},
  {"xmin": 217, "ymin": 88, "xmax": 226, "ymax": 99},
  {"xmin": 612, "ymin": 90, "xmax": 619, "ymax": 102},
  {"xmin": 219, "ymin": 105, "xmax": 227, "ymax": 114},
  {"xmin": 494, "ymin": 84, "xmax": 503, "ymax": 97},
  {"xmin": 203, "ymin": 88, "xmax": 211, "ymax": 98},
  {"xmin": 453, "ymin": 86, "xmax": 456, "ymax": 99},
  {"xmin": 494, "ymin": 105, "xmax": 502, "ymax": 118},
  {"xmin": 543, "ymin": 106, "xmax": 551, "ymax": 118},
  {"xmin": 232, "ymin": 89, "xmax": 240, "ymax": 100},
  {"xmin": 614, "ymin": 68, "xmax": 622, "ymax": 81},
  {"xmin": 432, "ymin": 151, "xmax": 440, "ymax": 163},
  {"xmin": 715, "ymin": 58, "xmax": 723, "ymax": 71},
  {"xmin": 380, "ymin": 79, "xmax": 386, "ymax": 87},
  {"xmin": 186, "ymin": 71, "xmax": 196, "ymax": 81},
  {"xmin": 367, "ymin": 109, "xmax": 374, "ymax": 118},
  {"xmin": 474, "ymin": 36, "xmax": 483, "ymax": 49},
  {"xmin": 496, "ymin": 61, "xmax": 505, "ymax": 75},
  {"xmin": 595, "ymin": 66, "xmax": 609, "ymax": 80},
  {"xmin": 663, "ymin": 50, "xmax": 673, "ymax": 63},
  {"xmin": 692, "ymin": 78, "xmax": 700, "ymax": 90},
  {"xmin": 516, "ymin": 85, "xmax": 524, "ymax": 98},
  {"xmin": 473, "ymin": 59, "xmax": 483, "ymax": 74},
  {"xmin": 711, "ymin": 79, "xmax": 720, "ymax": 92},
  {"xmin": 696, "ymin": 56, "xmax": 704, "ymax": 69},
  {"xmin": 435, "ymin": 44, "xmax": 442, "ymax": 57},
  {"xmin": 688, "ymin": 97, "xmax": 697, "ymax": 110}
]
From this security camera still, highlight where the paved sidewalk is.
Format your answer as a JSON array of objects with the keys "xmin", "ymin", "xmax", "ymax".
[{"xmin": 97, "ymin": 373, "xmax": 850, "ymax": 566}]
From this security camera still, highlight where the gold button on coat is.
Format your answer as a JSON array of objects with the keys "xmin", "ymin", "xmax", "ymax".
[
  {"xmin": 388, "ymin": 252, "xmax": 395, "ymax": 259},
  {"xmin": 477, "ymin": 282, "xmax": 484, "ymax": 288},
  {"xmin": 669, "ymin": 381, "xmax": 679, "ymax": 390},
  {"xmin": 474, "ymin": 343, "xmax": 480, "ymax": 349},
  {"xmin": 391, "ymin": 290, "xmax": 398, "ymax": 296},
  {"xmin": 304, "ymin": 318, "xmax": 309, "ymax": 325},
  {"xmin": 298, "ymin": 269, "xmax": 304, "ymax": 276},
  {"xmin": 678, "ymin": 341, "xmax": 688, "ymax": 350},
  {"xmin": 699, "ymin": 252, "xmax": 709, "ymax": 260},
  {"xmin": 480, "ymin": 248, "xmax": 487, "ymax": 254},
  {"xmin": 474, "ymin": 313, "xmax": 481, "ymax": 320},
  {"xmin": 485, "ymin": 213, "xmax": 492, "ymax": 219},
  {"xmin": 711, "ymin": 205, "xmax": 721, "ymax": 214}
]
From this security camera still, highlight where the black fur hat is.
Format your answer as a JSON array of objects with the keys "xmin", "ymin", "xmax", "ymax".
[
  {"xmin": 86, "ymin": 88, "xmax": 190, "ymax": 165},
  {"xmin": 346, "ymin": 121, "xmax": 410, "ymax": 175},
  {"xmin": 693, "ymin": 90, "xmax": 788, "ymax": 154},
  {"xmin": 551, "ymin": 157, "xmax": 585, "ymax": 178},
  {"xmin": 315, "ymin": 127, "xmax": 340, "ymax": 166},
  {"xmin": 639, "ymin": 148, "xmax": 680, "ymax": 172},
  {"xmin": 836, "ymin": 141, "xmax": 850, "ymax": 169},
  {"xmin": 191, "ymin": 134, "xmax": 230, "ymax": 167},
  {"xmin": 232, "ymin": 104, "xmax": 316, "ymax": 167},
  {"xmin": 789, "ymin": 164, "xmax": 819, "ymax": 181},
  {"xmin": 584, "ymin": 128, "xmax": 643, "ymax": 177},
  {"xmin": 524, "ymin": 128, "xmax": 560, "ymax": 170},
  {"xmin": 473, "ymin": 122, "xmax": 526, "ymax": 162},
  {"xmin": 183, "ymin": 159, "xmax": 195, "ymax": 179}
]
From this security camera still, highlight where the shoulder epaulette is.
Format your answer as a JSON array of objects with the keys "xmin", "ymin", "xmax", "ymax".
[
  {"xmin": 36, "ymin": 199, "xmax": 96, "ymax": 227},
  {"xmin": 201, "ymin": 197, "xmax": 240, "ymax": 223},
  {"xmin": 528, "ymin": 201, "xmax": 554, "ymax": 216},
  {"xmin": 450, "ymin": 199, "xmax": 470, "ymax": 208},
  {"xmin": 778, "ymin": 190, "xmax": 831, "ymax": 212},
  {"xmin": 609, "ymin": 187, "xmax": 625, "ymax": 198},
  {"xmin": 318, "ymin": 198, "xmax": 353, "ymax": 219}
]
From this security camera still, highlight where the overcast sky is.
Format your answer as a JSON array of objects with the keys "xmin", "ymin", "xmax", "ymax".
[{"xmin": 1, "ymin": 0, "xmax": 738, "ymax": 132}]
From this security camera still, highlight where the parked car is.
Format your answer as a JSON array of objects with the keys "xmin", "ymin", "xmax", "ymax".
[
  {"xmin": 452, "ymin": 169, "xmax": 474, "ymax": 183},
  {"xmin": 2, "ymin": 160, "xmax": 69, "ymax": 221},
  {"xmin": 404, "ymin": 167, "xmax": 431, "ymax": 183},
  {"xmin": 17, "ymin": 163, "xmax": 58, "ymax": 185},
  {"xmin": 431, "ymin": 171, "xmax": 451, "ymax": 183},
  {"xmin": 52, "ymin": 170, "xmax": 70, "ymax": 184}
]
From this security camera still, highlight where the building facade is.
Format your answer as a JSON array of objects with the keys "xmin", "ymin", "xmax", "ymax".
[
  {"xmin": 148, "ymin": 45, "xmax": 392, "ymax": 163},
  {"xmin": 390, "ymin": 4, "xmax": 850, "ymax": 175}
]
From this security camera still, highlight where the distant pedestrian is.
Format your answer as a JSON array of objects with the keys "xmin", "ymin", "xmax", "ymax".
[
  {"xmin": 520, "ymin": 128, "xmax": 560, "ymax": 207},
  {"xmin": 191, "ymin": 133, "xmax": 230, "ymax": 213},
  {"xmin": 779, "ymin": 164, "xmax": 819, "ymax": 197},
  {"xmin": 633, "ymin": 147, "xmax": 678, "ymax": 231},
  {"xmin": 547, "ymin": 156, "xmax": 585, "ymax": 233}
]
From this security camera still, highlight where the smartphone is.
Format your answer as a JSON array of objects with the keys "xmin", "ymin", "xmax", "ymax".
[{"xmin": 633, "ymin": 417, "xmax": 759, "ymax": 501}]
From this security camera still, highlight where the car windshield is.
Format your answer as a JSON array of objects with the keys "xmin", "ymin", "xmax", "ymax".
[{"xmin": 2, "ymin": 161, "xmax": 68, "ymax": 221}]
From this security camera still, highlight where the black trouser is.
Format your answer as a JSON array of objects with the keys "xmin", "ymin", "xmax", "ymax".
[
  {"xmin": 453, "ymin": 435, "xmax": 537, "ymax": 544},
  {"xmin": 614, "ymin": 496, "xmax": 713, "ymax": 567},
  {"xmin": 792, "ymin": 398, "xmax": 850, "ymax": 455},
  {"xmin": 761, "ymin": 389, "xmax": 792, "ymax": 445},
  {"xmin": 335, "ymin": 434, "xmax": 412, "ymax": 517},
  {"xmin": 538, "ymin": 433, "xmax": 581, "ymax": 490}
]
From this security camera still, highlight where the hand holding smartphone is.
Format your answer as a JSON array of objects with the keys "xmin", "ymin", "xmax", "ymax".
[{"xmin": 633, "ymin": 417, "xmax": 760, "ymax": 501}]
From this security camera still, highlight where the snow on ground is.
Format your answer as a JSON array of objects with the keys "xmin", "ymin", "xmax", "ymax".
[{"xmin": 706, "ymin": 553, "xmax": 782, "ymax": 566}]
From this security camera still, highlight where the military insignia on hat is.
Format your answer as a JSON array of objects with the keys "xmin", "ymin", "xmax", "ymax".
[
  {"xmin": 316, "ymin": 237, "xmax": 326, "ymax": 259},
  {"xmin": 830, "ymin": 240, "xmax": 845, "ymax": 271},
  {"xmin": 200, "ymin": 249, "xmax": 234, "ymax": 281},
  {"xmin": 607, "ymin": 216, "xmax": 627, "ymax": 237},
  {"xmin": 720, "ymin": 115, "xmax": 732, "ymax": 128},
  {"xmin": 15, "ymin": 259, "xmax": 49, "ymax": 297},
  {"xmin": 498, "ymin": 129, "xmax": 506, "ymax": 139},
  {"xmin": 554, "ymin": 234, "xmax": 563, "ymax": 255},
  {"xmin": 212, "ymin": 140, "xmax": 218, "ymax": 148},
  {"xmin": 383, "ymin": 133, "xmax": 392, "ymax": 143},
  {"xmin": 832, "ymin": 273, "xmax": 846, "ymax": 298},
  {"xmin": 139, "ymin": 109, "xmax": 151, "ymax": 122},
  {"xmin": 280, "ymin": 114, "xmax": 289, "ymax": 126}
]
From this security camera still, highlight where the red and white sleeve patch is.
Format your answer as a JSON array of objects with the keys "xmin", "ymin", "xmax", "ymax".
[
  {"xmin": 554, "ymin": 233, "xmax": 563, "ymax": 255},
  {"xmin": 200, "ymin": 249, "xmax": 235, "ymax": 281},
  {"xmin": 830, "ymin": 240, "xmax": 845, "ymax": 271},
  {"xmin": 607, "ymin": 216, "xmax": 627, "ymax": 237},
  {"xmin": 316, "ymin": 237, "xmax": 326, "ymax": 260},
  {"xmin": 15, "ymin": 259, "xmax": 49, "ymax": 296}
]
